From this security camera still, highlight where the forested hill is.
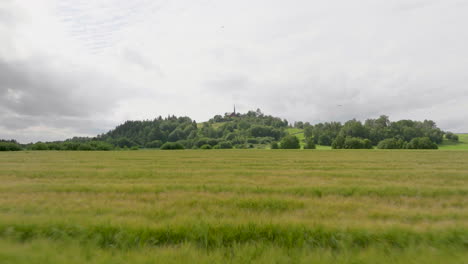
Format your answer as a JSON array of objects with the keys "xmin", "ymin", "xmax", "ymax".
[
  {"xmin": 97, "ymin": 109, "xmax": 288, "ymax": 149},
  {"xmin": 1, "ymin": 109, "xmax": 460, "ymax": 151}
]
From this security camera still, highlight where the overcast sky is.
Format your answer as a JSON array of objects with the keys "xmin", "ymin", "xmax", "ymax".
[{"xmin": 1, "ymin": 0, "xmax": 467, "ymax": 143}]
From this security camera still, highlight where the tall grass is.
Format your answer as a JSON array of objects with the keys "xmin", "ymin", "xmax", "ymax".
[
  {"xmin": 1, "ymin": 223, "xmax": 466, "ymax": 250},
  {"xmin": 0, "ymin": 150, "xmax": 467, "ymax": 263},
  {"xmin": 2, "ymin": 238, "xmax": 467, "ymax": 264}
]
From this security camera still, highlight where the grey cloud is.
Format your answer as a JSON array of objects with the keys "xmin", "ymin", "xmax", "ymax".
[
  {"xmin": 122, "ymin": 49, "xmax": 165, "ymax": 77},
  {"xmin": 204, "ymin": 75, "xmax": 251, "ymax": 93},
  {"xmin": 0, "ymin": 58, "xmax": 118, "ymax": 117},
  {"xmin": 0, "ymin": 55, "xmax": 146, "ymax": 142},
  {"xmin": 0, "ymin": 7, "xmax": 14, "ymax": 24},
  {"xmin": 203, "ymin": 68, "xmax": 468, "ymax": 128},
  {"xmin": 392, "ymin": 0, "xmax": 441, "ymax": 12}
]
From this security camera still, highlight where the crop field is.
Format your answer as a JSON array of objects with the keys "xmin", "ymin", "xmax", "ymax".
[{"xmin": 1, "ymin": 150, "xmax": 467, "ymax": 263}]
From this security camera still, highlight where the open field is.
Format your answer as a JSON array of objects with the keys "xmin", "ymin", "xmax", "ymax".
[
  {"xmin": 1, "ymin": 150, "xmax": 467, "ymax": 263},
  {"xmin": 439, "ymin": 134, "xmax": 468, "ymax": 150}
]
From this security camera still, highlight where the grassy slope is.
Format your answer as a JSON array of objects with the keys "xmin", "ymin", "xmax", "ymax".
[
  {"xmin": 0, "ymin": 150, "xmax": 467, "ymax": 263},
  {"xmin": 439, "ymin": 134, "xmax": 468, "ymax": 150},
  {"xmin": 286, "ymin": 128, "xmax": 331, "ymax": 149}
]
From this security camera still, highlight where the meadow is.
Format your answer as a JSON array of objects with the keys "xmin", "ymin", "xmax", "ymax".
[
  {"xmin": 439, "ymin": 134, "xmax": 468, "ymax": 150},
  {"xmin": 0, "ymin": 150, "xmax": 467, "ymax": 263}
]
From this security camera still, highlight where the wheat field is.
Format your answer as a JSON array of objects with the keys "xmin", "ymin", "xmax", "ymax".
[{"xmin": 1, "ymin": 150, "xmax": 467, "ymax": 263}]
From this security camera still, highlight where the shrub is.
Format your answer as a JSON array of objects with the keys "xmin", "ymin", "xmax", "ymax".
[
  {"xmin": 160, "ymin": 142, "xmax": 184, "ymax": 150},
  {"xmin": 207, "ymin": 138, "xmax": 219, "ymax": 146},
  {"xmin": 331, "ymin": 135, "xmax": 346, "ymax": 149},
  {"xmin": 258, "ymin": 137, "xmax": 275, "ymax": 144},
  {"xmin": 247, "ymin": 138, "xmax": 259, "ymax": 144},
  {"xmin": 93, "ymin": 142, "xmax": 114, "ymax": 151},
  {"xmin": 304, "ymin": 138, "xmax": 316, "ymax": 149},
  {"xmin": 31, "ymin": 142, "xmax": 49, "ymax": 150},
  {"xmin": 333, "ymin": 137, "xmax": 372, "ymax": 149},
  {"xmin": 224, "ymin": 133, "xmax": 237, "ymax": 141},
  {"xmin": 86, "ymin": 141, "xmax": 113, "ymax": 151},
  {"xmin": 249, "ymin": 125, "xmax": 282, "ymax": 140},
  {"xmin": 445, "ymin": 132, "xmax": 454, "ymax": 140},
  {"xmin": 146, "ymin": 140, "xmax": 163, "ymax": 148},
  {"xmin": 200, "ymin": 144, "xmax": 212, "ymax": 149},
  {"xmin": 195, "ymin": 138, "xmax": 218, "ymax": 148},
  {"xmin": 407, "ymin": 137, "xmax": 438, "ymax": 149},
  {"xmin": 47, "ymin": 143, "xmax": 62, "ymax": 150},
  {"xmin": 363, "ymin": 139, "xmax": 373, "ymax": 149},
  {"xmin": 231, "ymin": 137, "xmax": 247, "ymax": 145},
  {"xmin": 446, "ymin": 132, "xmax": 459, "ymax": 142},
  {"xmin": 62, "ymin": 142, "xmax": 80, "ymax": 150},
  {"xmin": 280, "ymin": 135, "xmax": 300, "ymax": 149},
  {"xmin": 344, "ymin": 137, "xmax": 372, "ymax": 149},
  {"xmin": 270, "ymin": 142, "xmax": 279, "ymax": 149},
  {"xmin": 216, "ymin": 141, "xmax": 233, "ymax": 149},
  {"xmin": 130, "ymin": 146, "xmax": 139, "ymax": 150},
  {"xmin": 377, "ymin": 138, "xmax": 407, "ymax": 149},
  {"xmin": 177, "ymin": 139, "xmax": 193, "ymax": 149},
  {"xmin": 0, "ymin": 142, "xmax": 21, "ymax": 151},
  {"xmin": 114, "ymin": 137, "xmax": 137, "ymax": 148},
  {"xmin": 318, "ymin": 134, "xmax": 333, "ymax": 146},
  {"xmin": 77, "ymin": 143, "xmax": 94, "ymax": 151}
]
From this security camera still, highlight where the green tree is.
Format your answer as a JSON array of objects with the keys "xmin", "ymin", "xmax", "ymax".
[
  {"xmin": 304, "ymin": 138, "xmax": 316, "ymax": 149},
  {"xmin": 168, "ymin": 128, "xmax": 185, "ymax": 142},
  {"xmin": 161, "ymin": 142, "xmax": 184, "ymax": 150},
  {"xmin": 0, "ymin": 141, "xmax": 21, "ymax": 151},
  {"xmin": 216, "ymin": 141, "xmax": 233, "ymax": 149},
  {"xmin": 31, "ymin": 142, "xmax": 48, "ymax": 150},
  {"xmin": 146, "ymin": 140, "xmax": 163, "ymax": 148},
  {"xmin": 318, "ymin": 134, "xmax": 332, "ymax": 146},
  {"xmin": 270, "ymin": 142, "xmax": 279, "ymax": 149},
  {"xmin": 340, "ymin": 119, "xmax": 369, "ymax": 139},
  {"xmin": 280, "ymin": 135, "xmax": 300, "ymax": 149},
  {"xmin": 304, "ymin": 125, "xmax": 313, "ymax": 139},
  {"xmin": 377, "ymin": 138, "xmax": 407, "ymax": 149},
  {"xmin": 331, "ymin": 135, "xmax": 346, "ymax": 149},
  {"xmin": 445, "ymin": 132, "xmax": 459, "ymax": 142},
  {"xmin": 407, "ymin": 137, "xmax": 438, "ymax": 149}
]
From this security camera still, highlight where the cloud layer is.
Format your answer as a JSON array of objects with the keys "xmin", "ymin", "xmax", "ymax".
[{"xmin": 1, "ymin": 0, "xmax": 468, "ymax": 142}]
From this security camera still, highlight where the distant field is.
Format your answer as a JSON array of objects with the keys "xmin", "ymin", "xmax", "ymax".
[
  {"xmin": 439, "ymin": 134, "xmax": 468, "ymax": 150},
  {"xmin": 1, "ymin": 150, "xmax": 467, "ymax": 263}
]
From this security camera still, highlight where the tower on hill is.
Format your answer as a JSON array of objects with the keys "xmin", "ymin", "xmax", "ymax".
[{"xmin": 230, "ymin": 105, "xmax": 237, "ymax": 117}]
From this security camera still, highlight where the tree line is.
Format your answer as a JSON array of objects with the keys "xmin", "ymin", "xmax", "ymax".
[
  {"xmin": 298, "ymin": 115, "xmax": 450, "ymax": 149},
  {"xmin": 0, "ymin": 111, "xmax": 460, "ymax": 151}
]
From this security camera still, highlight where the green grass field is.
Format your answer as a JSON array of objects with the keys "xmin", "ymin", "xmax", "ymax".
[
  {"xmin": 1, "ymin": 150, "xmax": 467, "ymax": 263},
  {"xmin": 439, "ymin": 134, "xmax": 468, "ymax": 150}
]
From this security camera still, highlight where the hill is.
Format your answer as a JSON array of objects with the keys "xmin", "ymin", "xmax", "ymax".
[{"xmin": 2, "ymin": 110, "xmax": 464, "ymax": 151}]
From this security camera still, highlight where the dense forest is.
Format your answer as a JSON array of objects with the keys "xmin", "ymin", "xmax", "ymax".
[{"xmin": 0, "ymin": 109, "xmax": 460, "ymax": 151}]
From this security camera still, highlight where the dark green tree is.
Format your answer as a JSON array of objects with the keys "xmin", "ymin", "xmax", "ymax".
[
  {"xmin": 304, "ymin": 138, "xmax": 316, "ymax": 149},
  {"xmin": 280, "ymin": 135, "xmax": 300, "ymax": 149}
]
